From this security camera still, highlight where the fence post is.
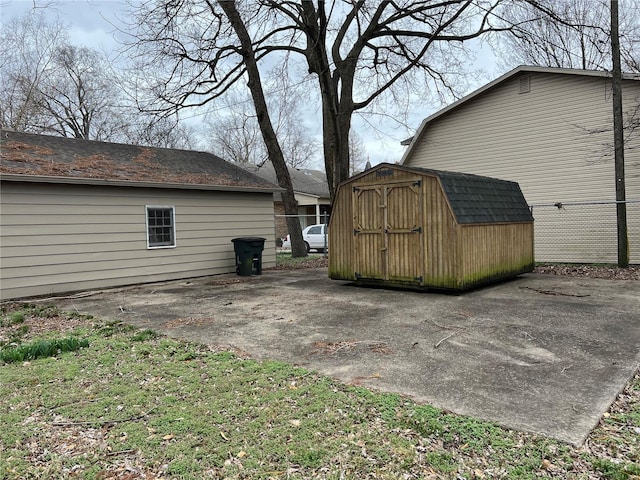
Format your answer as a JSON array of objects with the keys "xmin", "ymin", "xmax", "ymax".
[{"xmin": 323, "ymin": 212, "xmax": 328, "ymax": 258}]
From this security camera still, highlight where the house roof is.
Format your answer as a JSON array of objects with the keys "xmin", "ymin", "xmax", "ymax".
[
  {"xmin": 400, "ymin": 65, "xmax": 640, "ymax": 160},
  {"xmin": 353, "ymin": 163, "xmax": 533, "ymax": 224},
  {"xmin": 240, "ymin": 161, "xmax": 330, "ymax": 199},
  {"xmin": 0, "ymin": 129, "xmax": 280, "ymax": 192}
]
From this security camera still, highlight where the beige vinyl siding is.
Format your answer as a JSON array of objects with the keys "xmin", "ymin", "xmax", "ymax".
[
  {"xmin": 0, "ymin": 181, "xmax": 276, "ymax": 299},
  {"xmin": 404, "ymin": 72, "xmax": 640, "ymax": 263}
]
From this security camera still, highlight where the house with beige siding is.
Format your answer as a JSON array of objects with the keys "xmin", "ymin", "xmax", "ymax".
[
  {"xmin": 401, "ymin": 66, "xmax": 640, "ymax": 264},
  {"xmin": 0, "ymin": 130, "xmax": 280, "ymax": 300}
]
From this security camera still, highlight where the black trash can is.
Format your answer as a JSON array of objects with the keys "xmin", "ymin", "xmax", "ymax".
[{"xmin": 231, "ymin": 237, "xmax": 266, "ymax": 276}]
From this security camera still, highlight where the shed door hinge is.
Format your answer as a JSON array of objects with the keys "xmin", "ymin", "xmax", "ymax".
[
  {"xmin": 354, "ymin": 228, "xmax": 360, "ymax": 235},
  {"xmin": 412, "ymin": 226, "xmax": 423, "ymax": 233},
  {"xmin": 413, "ymin": 180, "xmax": 422, "ymax": 187}
]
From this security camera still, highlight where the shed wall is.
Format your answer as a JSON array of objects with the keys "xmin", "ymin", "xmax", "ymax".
[
  {"xmin": 0, "ymin": 182, "xmax": 276, "ymax": 299},
  {"xmin": 328, "ymin": 184, "xmax": 355, "ymax": 279},
  {"xmin": 458, "ymin": 223, "xmax": 534, "ymax": 287},
  {"xmin": 403, "ymin": 73, "xmax": 640, "ymax": 263},
  {"xmin": 422, "ymin": 175, "xmax": 458, "ymax": 286}
]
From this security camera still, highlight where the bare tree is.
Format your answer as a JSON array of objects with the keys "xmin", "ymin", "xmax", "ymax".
[
  {"xmin": 206, "ymin": 93, "xmax": 320, "ymax": 168},
  {"xmin": 207, "ymin": 101, "xmax": 267, "ymax": 165},
  {"xmin": 494, "ymin": 0, "xmax": 639, "ymax": 72},
  {"xmin": 126, "ymin": 1, "xmax": 522, "ymax": 201},
  {"xmin": 35, "ymin": 45, "xmax": 122, "ymax": 139},
  {"xmin": 0, "ymin": 11, "xmax": 194, "ymax": 150},
  {"xmin": 1, "ymin": 12, "xmax": 124, "ymax": 140},
  {"xmin": 349, "ymin": 131, "xmax": 369, "ymax": 175},
  {"xmin": 217, "ymin": 1, "xmax": 307, "ymax": 257},
  {"xmin": 611, "ymin": 0, "xmax": 628, "ymax": 267},
  {"xmin": 122, "ymin": 114, "xmax": 197, "ymax": 150},
  {"xmin": 0, "ymin": 11, "xmax": 68, "ymax": 131}
]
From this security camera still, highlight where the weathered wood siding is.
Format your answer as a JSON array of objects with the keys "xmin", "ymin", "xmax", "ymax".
[
  {"xmin": 329, "ymin": 169, "xmax": 458, "ymax": 288},
  {"xmin": 403, "ymin": 72, "xmax": 640, "ymax": 263},
  {"xmin": 327, "ymin": 181, "xmax": 355, "ymax": 280},
  {"xmin": 1, "ymin": 181, "xmax": 276, "ymax": 299},
  {"xmin": 422, "ymin": 175, "xmax": 458, "ymax": 287},
  {"xmin": 458, "ymin": 223, "xmax": 534, "ymax": 288},
  {"xmin": 330, "ymin": 167, "xmax": 426, "ymax": 283}
]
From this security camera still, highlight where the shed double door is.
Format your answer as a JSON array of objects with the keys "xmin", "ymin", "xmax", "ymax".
[{"xmin": 353, "ymin": 179, "xmax": 424, "ymax": 284}]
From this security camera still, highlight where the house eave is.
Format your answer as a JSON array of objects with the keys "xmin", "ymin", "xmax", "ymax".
[{"xmin": 0, "ymin": 173, "xmax": 283, "ymax": 194}]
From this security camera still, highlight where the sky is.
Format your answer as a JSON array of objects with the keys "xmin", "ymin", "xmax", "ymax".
[
  {"xmin": 0, "ymin": 0, "xmax": 127, "ymax": 52},
  {"xmin": 0, "ymin": 0, "xmax": 502, "ymax": 168}
]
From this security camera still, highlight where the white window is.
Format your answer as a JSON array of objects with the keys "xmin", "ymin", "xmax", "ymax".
[{"xmin": 146, "ymin": 206, "xmax": 176, "ymax": 248}]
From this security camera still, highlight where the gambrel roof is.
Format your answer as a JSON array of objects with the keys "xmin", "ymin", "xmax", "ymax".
[
  {"xmin": 0, "ymin": 129, "xmax": 280, "ymax": 193},
  {"xmin": 429, "ymin": 168, "xmax": 533, "ymax": 224},
  {"xmin": 357, "ymin": 163, "xmax": 533, "ymax": 224}
]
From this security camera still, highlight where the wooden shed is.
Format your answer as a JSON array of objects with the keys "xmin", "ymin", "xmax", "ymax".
[{"xmin": 328, "ymin": 164, "xmax": 534, "ymax": 290}]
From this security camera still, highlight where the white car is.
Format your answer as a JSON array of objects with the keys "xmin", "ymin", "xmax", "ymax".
[{"xmin": 282, "ymin": 224, "xmax": 328, "ymax": 253}]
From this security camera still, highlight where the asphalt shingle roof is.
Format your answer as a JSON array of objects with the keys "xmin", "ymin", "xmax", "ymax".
[
  {"xmin": 374, "ymin": 164, "xmax": 533, "ymax": 224},
  {"xmin": 241, "ymin": 162, "xmax": 330, "ymax": 198},
  {"xmin": 436, "ymin": 171, "xmax": 533, "ymax": 224},
  {"xmin": 0, "ymin": 129, "xmax": 278, "ymax": 191}
]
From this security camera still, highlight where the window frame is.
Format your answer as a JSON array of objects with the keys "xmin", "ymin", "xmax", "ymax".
[{"xmin": 145, "ymin": 205, "xmax": 176, "ymax": 249}]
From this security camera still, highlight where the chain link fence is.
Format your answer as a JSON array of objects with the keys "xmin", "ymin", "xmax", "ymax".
[
  {"xmin": 529, "ymin": 200, "xmax": 639, "ymax": 264},
  {"xmin": 275, "ymin": 203, "xmax": 638, "ymax": 264}
]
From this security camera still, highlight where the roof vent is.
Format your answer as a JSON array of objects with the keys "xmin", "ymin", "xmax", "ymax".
[{"xmin": 519, "ymin": 76, "xmax": 531, "ymax": 94}]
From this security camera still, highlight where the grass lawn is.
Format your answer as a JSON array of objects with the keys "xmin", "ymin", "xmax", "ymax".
[
  {"xmin": 1, "ymin": 304, "xmax": 638, "ymax": 479},
  {"xmin": 274, "ymin": 252, "xmax": 328, "ymax": 269}
]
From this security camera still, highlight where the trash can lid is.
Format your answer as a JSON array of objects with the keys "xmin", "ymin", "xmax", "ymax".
[{"xmin": 231, "ymin": 237, "xmax": 266, "ymax": 243}]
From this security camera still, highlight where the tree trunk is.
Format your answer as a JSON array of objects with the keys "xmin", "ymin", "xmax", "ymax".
[
  {"xmin": 321, "ymin": 101, "xmax": 352, "ymax": 201},
  {"xmin": 300, "ymin": 1, "xmax": 353, "ymax": 202},
  {"xmin": 218, "ymin": 1, "xmax": 306, "ymax": 257}
]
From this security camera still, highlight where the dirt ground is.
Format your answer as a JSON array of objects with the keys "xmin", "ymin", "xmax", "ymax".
[{"xmin": 45, "ymin": 268, "xmax": 640, "ymax": 446}]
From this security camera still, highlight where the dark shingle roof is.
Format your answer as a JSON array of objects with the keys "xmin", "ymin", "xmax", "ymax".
[
  {"xmin": 241, "ymin": 162, "xmax": 330, "ymax": 198},
  {"xmin": 436, "ymin": 170, "xmax": 533, "ymax": 224},
  {"xmin": 370, "ymin": 164, "xmax": 533, "ymax": 224},
  {"xmin": 0, "ymin": 129, "xmax": 279, "ymax": 191}
]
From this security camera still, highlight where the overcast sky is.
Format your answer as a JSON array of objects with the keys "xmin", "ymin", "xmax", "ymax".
[{"xmin": 0, "ymin": 0, "xmax": 501, "ymax": 167}]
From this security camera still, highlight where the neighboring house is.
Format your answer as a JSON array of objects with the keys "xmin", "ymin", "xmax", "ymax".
[
  {"xmin": 0, "ymin": 129, "xmax": 280, "ymax": 300},
  {"xmin": 241, "ymin": 162, "xmax": 331, "ymax": 239},
  {"xmin": 401, "ymin": 66, "xmax": 640, "ymax": 263}
]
